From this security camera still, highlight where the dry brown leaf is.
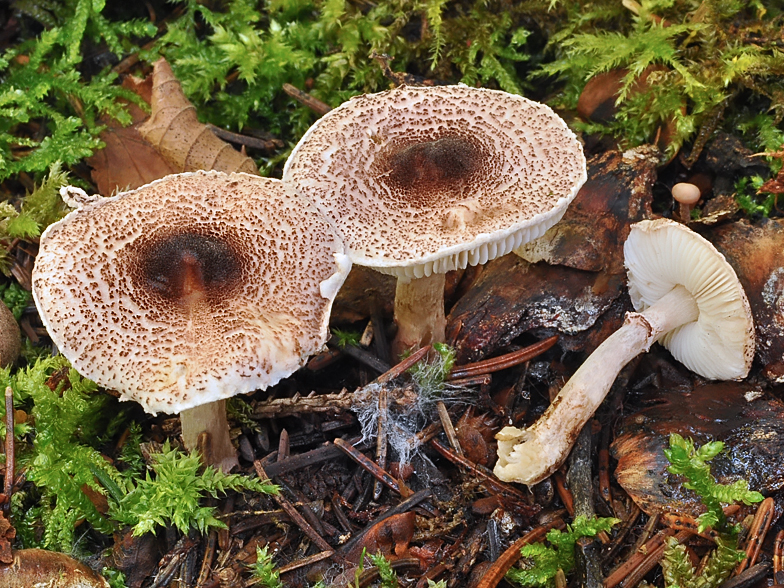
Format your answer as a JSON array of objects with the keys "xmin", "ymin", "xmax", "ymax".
[
  {"xmin": 0, "ymin": 509, "xmax": 15, "ymax": 565},
  {"xmin": 345, "ymin": 511, "xmax": 416, "ymax": 562},
  {"xmin": 138, "ymin": 58, "xmax": 258, "ymax": 175},
  {"xmin": 87, "ymin": 76, "xmax": 177, "ymax": 195},
  {"xmin": 88, "ymin": 123, "xmax": 178, "ymax": 196}
]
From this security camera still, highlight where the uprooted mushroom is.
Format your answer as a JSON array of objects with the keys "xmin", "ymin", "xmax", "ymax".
[
  {"xmin": 32, "ymin": 171, "xmax": 351, "ymax": 472},
  {"xmin": 283, "ymin": 84, "xmax": 587, "ymax": 356},
  {"xmin": 494, "ymin": 218, "xmax": 755, "ymax": 485}
]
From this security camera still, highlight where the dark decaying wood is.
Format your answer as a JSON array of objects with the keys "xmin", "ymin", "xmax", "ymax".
[
  {"xmin": 612, "ymin": 382, "xmax": 784, "ymax": 516},
  {"xmin": 710, "ymin": 218, "xmax": 784, "ymax": 382},
  {"xmin": 446, "ymin": 146, "xmax": 657, "ymax": 363}
]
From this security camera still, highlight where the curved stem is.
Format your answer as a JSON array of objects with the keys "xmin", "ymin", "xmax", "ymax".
[{"xmin": 494, "ymin": 285, "xmax": 698, "ymax": 485}]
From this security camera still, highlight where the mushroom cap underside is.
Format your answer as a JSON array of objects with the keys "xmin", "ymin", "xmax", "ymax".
[
  {"xmin": 283, "ymin": 84, "xmax": 587, "ymax": 279},
  {"xmin": 624, "ymin": 218, "xmax": 754, "ymax": 380},
  {"xmin": 32, "ymin": 171, "xmax": 351, "ymax": 414}
]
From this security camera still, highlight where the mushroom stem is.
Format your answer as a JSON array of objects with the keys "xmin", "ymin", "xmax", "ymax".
[
  {"xmin": 392, "ymin": 273, "xmax": 447, "ymax": 358},
  {"xmin": 180, "ymin": 400, "xmax": 239, "ymax": 473},
  {"xmin": 494, "ymin": 285, "xmax": 698, "ymax": 485}
]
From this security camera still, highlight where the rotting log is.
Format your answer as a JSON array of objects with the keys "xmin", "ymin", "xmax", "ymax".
[
  {"xmin": 612, "ymin": 381, "xmax": 784, "ymax": 516},
  {"xmin": 710, "ymin": 218, "xmax": 784, "ymax": 382}
]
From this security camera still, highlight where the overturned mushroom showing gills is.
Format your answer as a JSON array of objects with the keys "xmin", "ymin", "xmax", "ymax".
[
  {"xmin": 495, "ymin": 218, "xmax": 755, "ymax": 485},
  {"xmin": 283, "ymin": 84, "xmax": 586, "ymax": 355},
  {"xmin": 33, "ymin": 171, "xmax": 351, "ymax": 472}
]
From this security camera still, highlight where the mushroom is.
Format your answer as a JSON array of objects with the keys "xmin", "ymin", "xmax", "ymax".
[
  {"xmin": 671, "ymin": 182, "xmax": 701, "ymax": 222},
  {"xmin": 283, "ymin": 84, "xmax": 586, "ymax": 356},
  {"xmin": 494, "ymin": 218, "xmax": 755, "ymax": 485},
  {"xmin": 32, "ymin": 171, "xmax": 351, "ymax": 472}
]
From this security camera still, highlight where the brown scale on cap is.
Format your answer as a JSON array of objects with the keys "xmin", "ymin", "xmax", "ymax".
[
  {"xmin": 381, "ymin": 134, "xmax": 485, "ymax": 200},
  {"xmin": 33, "ymin": 171, "xmax": 351, "ymax": 414},
  {"xmin": 284, "ymin": 85, "xmax": 587, "ymax": 278},
  {"xmin": 131, "ymin": 230, "xmax": 243, "ymax": 310}
]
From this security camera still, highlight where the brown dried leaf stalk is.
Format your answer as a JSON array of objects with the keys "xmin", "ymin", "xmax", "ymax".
[{"xmin": 139, "ymin": 58, "xmax": 258, "ymax": 174}]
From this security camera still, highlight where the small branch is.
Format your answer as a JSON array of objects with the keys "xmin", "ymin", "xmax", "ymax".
[
  {"xmin": 429, "ymin": 439, "xmax": 532, "ymax": 510},
  {"xmin": 374, "ymin": 388, "xmax": 389, "ymax": 500},
  {"xmin": 448, "ymin": 335, "xmax": 558, "ymax": 380},
  {"xmin": 282, "ymin": 83, "xmax": 331, "ymax": 116},
  {"xmin": 774, "ymin": 529, "xmax": 784, "ymax": 583},
  {"xmin": 334, "ymin": 438, "xmax": 411, "ymax": 498},
  {"xmin": 473, "ymin": 518, "xmax": 566, "ymax": 588},
  {"xmin": 206, "ymin": 124, "xmax": 282, "ymax": 153},
  {"xmin": 735, "ymin": 497, "xmax": 774, "ymax": 575},
  {"xmin": 253, "ymin": 461, "xmax": 336, "ymax": 556},
  {"xmin": 436, "ymin": 401, "xmax": 463, "ymax": 456},
  {"xmin": 3, "ymin": 386, "xmax": 13, "ymax": 512}
]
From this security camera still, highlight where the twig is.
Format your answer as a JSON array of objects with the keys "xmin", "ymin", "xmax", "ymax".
[
  {"xmin": 735, "ymin": 496, "xmax": 774, "ymax": 575},
  {"xmin": 376, "ymin": 345, "xmax": 432, "ymax": 384},
  {"xmin": 252, "ymin": 387, "xmax": 416, "ymax": 418},
  {"xmin": 206, "ymin": 124, "xmax": 282, "ymax": 152},
  {"xmin": 276, "ymin": 550, "xmax": 334, "ymax": 576},
  {"xmin": 773, "ymin": 529, "xmax": 784, "ymax": 584},
  {"xmin": 447, "ymin": 336, "xmax": 558, "ymax": 380},
  {"xmin": 662, "ymin": 512, "xmax": 720, "ymax": 541},
  {"xmin": 414, "ymin": 563, "xmax": 448, "ymax": 588},
  {"xmin": 448, "ymin": 374, "xmax": 492, "ymax": 388},
  {"xmin": 474, "ymin": 518, "xmax": 566, "ymax": 588},
  {"xmin": 371, "ymin": 308, "xmax": 391, "ymax": 365},
  {"xmin": 3, "ymin": 386, "xmax": 13, "ymax": 511},
  {"xmin": 436, "ymin": 401, "xmax": 463, "ymax": 456},
  {"xmin": 262, "ymin": 436, "xmax": 364, "ymax": 477},
  {"xmin": 609, "ymin": 529, "xmax": 692, "ymax": 588},
  {"xmin": 604, "ymin": 526, "xmax": 674, "ymax": 588},
  {"xmin": 601, "ymin": 503, "xmax": 641, "ymax": 566},
  {"xmin": 553, "ymin": 471, "xmax": 574, "ymax": 516},
  {"xmin": 196, "ymin": 528, "xmax": 218, "ymax": 588},
  {"xmin": 306, "ymin": 347, "xmax": 343, "ymax": 371},
  {"xmin": 598, "ymin": 423, "xmax": 612, "ymax": 505},
  {"xmin": 253, "ymin": 461, "xmax": 335, "ymax": 556},
  {"xmin": 342, "ymin": 344, "xmax": 391, "ymax": 374},
  {"xmin": 282, "ymin": 83, "xmax": 331, "ymax": 116},
  {"xmin": 429, "ymin": 439, "xmax": 533, "ymax": 510},
  {"xmin": 720, "ymin": 562, "xmax": 772, "ymax": 588},
  {"xmin": 277, "ymin": 429, "xmax": 290, "ymax": 461},
  {"xmin": 334, "ymin": 438, "xmax": 412, "ymax": 498},
  {"xmin": 373, "ymin": 387, "xmax": 389, "ymax": 500}
]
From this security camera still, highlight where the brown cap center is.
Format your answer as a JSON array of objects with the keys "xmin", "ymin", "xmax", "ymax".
[
  {"xmin": 135, "ymin": 232, "xmax": 243, "ymax": 306},
  {"xmin": 379, "ymin": 135, "xmax": 484, "ymax": 204}
]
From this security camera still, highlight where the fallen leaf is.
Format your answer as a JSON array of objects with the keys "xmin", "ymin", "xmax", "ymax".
[
  {"xmin": 139, "ymin": 58, "xmax": 258, "ymax": 175},
  {"xmin": 0, "ymin": 509, "xmax": 15, "ymax": 564},
  {"xmin": 345, "ymin": 511, "xmax": 416, "ymax": 562}
]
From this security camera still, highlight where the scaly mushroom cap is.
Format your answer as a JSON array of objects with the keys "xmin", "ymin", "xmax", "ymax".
[
  {"xmin": 33, "ymin": 171, "xmax": 351, "ymax": 414},
  {"xmin": 283, "ymin": 85, "xmax": 587, "ymax": 278},
  {"xmin": 624, "ymin": 218, "xmax": 755, "ymax": 380}
]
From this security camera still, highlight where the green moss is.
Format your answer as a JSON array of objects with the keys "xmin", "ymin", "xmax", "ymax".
[
  {"xmin": 506, "ymin": 516, "xmax": 619, "ymax": 587},
  {"xmin": 540, "ymin": 1, "xmax": 784, "ymax": 159},
  {"xmin": 660, "ymin": 434, "xmax": 763, "ymax": 588}
]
